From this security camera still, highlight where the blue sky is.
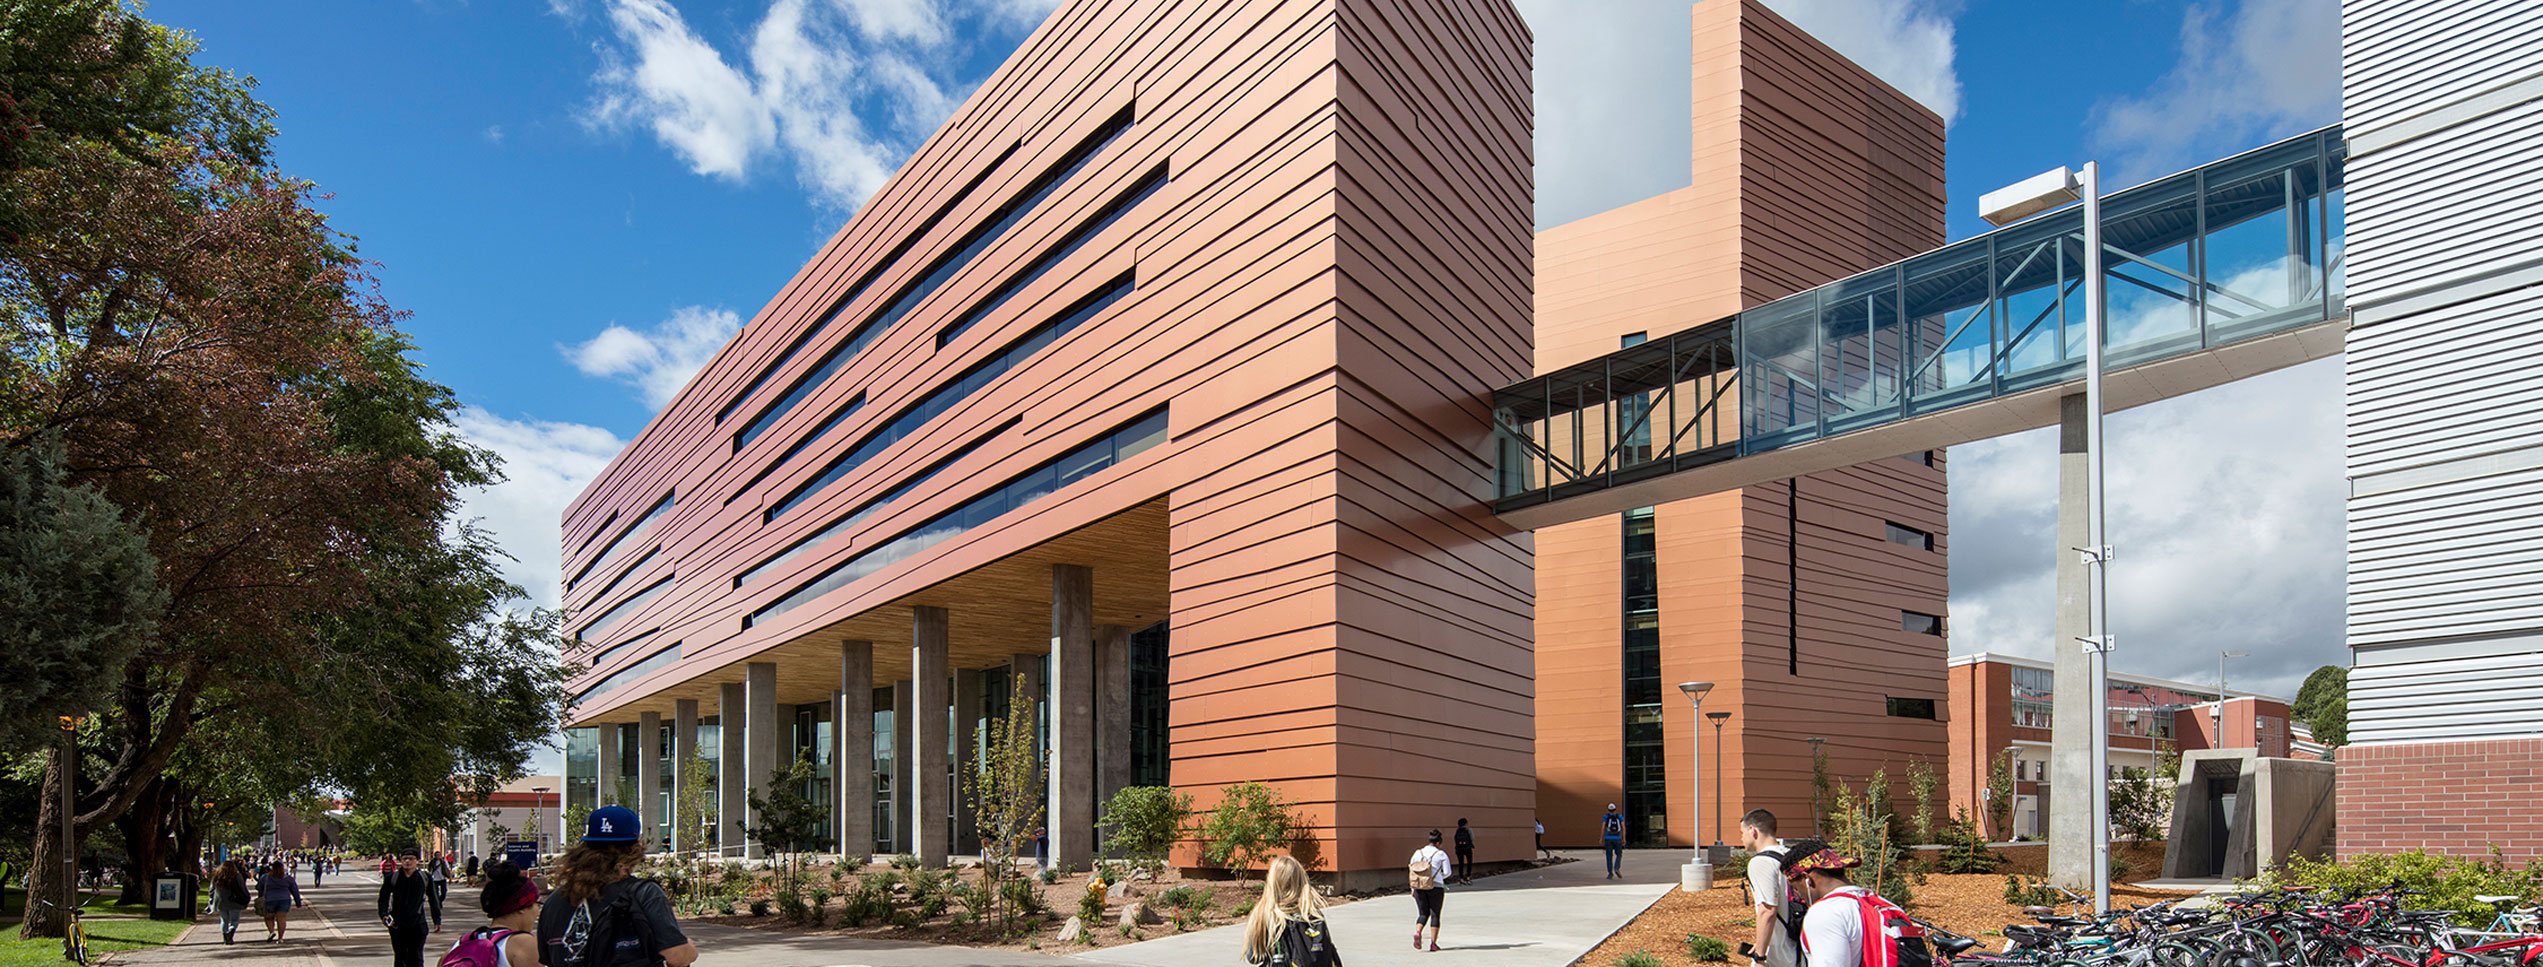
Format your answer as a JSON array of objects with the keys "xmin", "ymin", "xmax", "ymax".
[{"xmin": 152, "ymin": 0, "xmax": 2344, "ymax": 713}]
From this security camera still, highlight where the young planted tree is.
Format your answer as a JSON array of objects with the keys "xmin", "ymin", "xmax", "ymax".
[
  {"xmin": 672, "ymin": 750, "xmax": 717, "ymax": 855},
  {"xmin": 1098, "ymin": 785, "xmax": 1193, "ymax": 878},
  {"xmin": 1200, "ymin": 781, "xmax": 1296, "ymax": 880},
  {"xmin": 741, "ymin": 751, "xmax": 831, "ymax": 921},
  {"xmin": 968, "ymin": 673, "xmax": 1045, "ymax": 936},
  {"xmin": 1906, "ymin": 759, "xmax": 1940, "ymax": 845},
  {"xmin": 1984, "ymin": 750, "xmax": 2015, "ymax": 841}
]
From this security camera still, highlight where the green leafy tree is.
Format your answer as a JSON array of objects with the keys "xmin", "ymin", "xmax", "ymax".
[
  {"xmin": 967, "ymin": 673, "xmax": 1044, "ymax": 936},
  {"xmin": 671, "ymin": 750, "xmax": 716, "ymax": 855},
  {"xmin": 0, "ymin": 439, "xmax": 163, "ymax": 757},
  {"xmin": 1825, "ymin": 774, "xmax": 1916, "ymax": 906},
  {"xmin": 1098, "ymin": 785, "xmax": 1192, "ymax": 877},
  {"xmin": 1200, "ymin": 781, "xmax": 1297, "ymax": 879},
  {"xmin": 2290, "ymin": 665, "xmax": 2348, "ymax": 748},
  {"xmin": 1934, "ymin": 810, "xmax": 2001, "ymax": 874},
  {"xmin": 1905, "ymin": 759, "xmax": 1939, "ymax": 845},
  {"xmin": 1984, "ymin": 750, "xmax": 2015, "ymax": 842},
  {"xmin": 1809, "ymin": 742, "xmax": 1833, "ymax": 836}
]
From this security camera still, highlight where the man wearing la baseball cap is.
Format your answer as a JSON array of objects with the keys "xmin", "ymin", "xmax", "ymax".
[{"xmin": 535, "ymin": 805, "xmax": 699, "ymax": 967}]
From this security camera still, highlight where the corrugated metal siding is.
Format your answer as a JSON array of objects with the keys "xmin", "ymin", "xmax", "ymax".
[
  {"xmin": 2347, "ymin": 463, "xmax": 2543, "ymax": 647},
  {"xmin": 2350, "ymin": 639, "xmax": 2543, "ymax": 743},
  {"xmin": 2343, "ymin": 96, "xmax": 2543, "ymax": 302},
  {"xmin": 2342, "ymin": 0, "xmax": 2543, "ymax": 136},
  {"xmin": 2345, "ymin": 284, "xmax": 2543, "ymax": 477}
]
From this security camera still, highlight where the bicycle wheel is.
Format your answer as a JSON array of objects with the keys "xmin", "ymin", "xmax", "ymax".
[
  {"xmin": 2153, "ymin": 941, "xmax": 2210, "ymax": 967},
  {"xmin": 2209, "ymin": 931, "xmax": 2285, "ymax": 967}
]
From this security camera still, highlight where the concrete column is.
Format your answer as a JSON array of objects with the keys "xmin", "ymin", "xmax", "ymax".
[
  {"xmin": 953, "ymin": 668, "xmax": 984, "ymax": 855},
  {"xmin": 836, "ymin": 641, "xmax": 874, "ymax": 865},
  {"xmin": 672, "ymin": 699, "xmax": 699, "ymax": 854},
  {"xmin": 718, "ymin": 682, "xmax": 747, "ymax": 857},
  {"xmin": 891, "ymin": 679, "xmax": 914, "ymax": 855},
  {"xmin": 637, "ymin": 711, "xmax": 663, "ymax": 847},
  {"xmin": 913, "ymin": 607, "xmax": 952, "ymax": 867},
  {"xmin": 745, "ymin": 662, "xmax": 779, "ymax": 860},
  {"xmin": 2050, "ymin": 394, "xmax": 2094, "ymax": 889},
  {"xmin": 596, "ymin": 722, "xmax": 622, "ymax": 809},
  {"xmin": 1096, "ymin": 625, "xmax": 1133, "ymax": 835},
  {"xmin": 1050, "ymin": 564, "xmax": 1096, "ymax": 868}
]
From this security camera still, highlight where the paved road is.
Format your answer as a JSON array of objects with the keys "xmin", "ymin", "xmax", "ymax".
[{"xmin": 1077, "ymin": 849, "xmax": 1678, "ymax": 967}]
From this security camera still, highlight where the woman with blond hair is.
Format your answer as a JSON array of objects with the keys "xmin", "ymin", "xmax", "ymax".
[{"xmin": 1242, "ymin": 854, "xmax": 1342, "ymax": 966}]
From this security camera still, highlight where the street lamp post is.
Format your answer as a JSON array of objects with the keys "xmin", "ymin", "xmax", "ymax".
[
  {"xmin": 530, "ymin": 786, "xmax": 550, "ymax": 855},
  {"xmin": 1982, "ymin": 159, "xmax": 2110, "ymax": 914},
  {"xmin": 2215, "ymin": 651, "xmax": 2248, "ymax": 736},
  {"xmin": 1706, "ymin": 711, "xmax": 1732, "ymax": 846},
  {"xmin": 1676, "ymin": 681, "xmax": 1715, "ymax": 892},
  {"xmin": 57, "ymin": 715, "xmax": 79, "ymax": 931}
]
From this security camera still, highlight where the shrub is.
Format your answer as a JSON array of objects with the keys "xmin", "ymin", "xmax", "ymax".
[
  {"xmin": 1078, "ymin": 887, "xmax": 1107, "ymax": 925},
  {"xmin": 1039, "ymin": 867, "xmax": 1058, "ymax": 885},
  {"xmin": 1158, "ymin": 885, "xmax": 1207, "ymax": 910},
  {"xmin": 1201, "ymin": 780, "xmax": 1298, "ymax": 879},
  {"xmin": 2264, "ymin": 849, "xmax": 2543, "ymax": 926},
  {"xmin": 2002, "ymin": 874, "xmax": 2063, "ymax": 907},
  {"xmin": 807, "ymin": 889, "xmax": 831, "ymax": 927},
  {"xmin": 1615, "ymin": 951, "xmax": 1665, "ymax": 967},
  {"xmin": 1907, "ymin": 759, "xmax": 1940, "ymax": 845},
  {"xmin": 750, "ymin": 898, "xmax": 772, "ymax": 917},
  {"xmin": 1935, "ymin": 811, "xmax": 2002, "ymax": 874},
  {"xmin": 891, "ymin": 853, "xmax": 921, "ymax": 872},
  {"xmin": 1686, "ymin": 934, "xmax": 1732, "ymax": 962},
  {"xmin": 1100, "ymin": 786, "xmax": 1195, "ymax": 877},
  {"xmin": 1826, "ymin": 773, "xmax": 1918, "ymax": 906}
]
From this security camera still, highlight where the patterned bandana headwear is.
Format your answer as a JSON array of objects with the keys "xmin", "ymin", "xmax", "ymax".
[
  {"xmin": 1783, "ymin": 846, "xmax": 1862, "ymax": 880},
  {"xmin": 492, "ymin": 880, "xmax": 541, "ymax": 916}
]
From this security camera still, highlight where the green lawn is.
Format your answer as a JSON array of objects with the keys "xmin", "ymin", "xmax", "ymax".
[
  {"xmin": 0, "ymin": 892, "xmax": 154, "ymax": 921},
  {"xmin": 0, "ymin": 916, "xmax": 190, "ymax": 967}
]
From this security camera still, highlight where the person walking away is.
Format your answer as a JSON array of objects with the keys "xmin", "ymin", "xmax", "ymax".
[
  {"xmin": 381, "ymin": 852, "xmax": 445, "ymax": 967},
  {"xmin": 1243, "ymin": 855, "xmax": 1342, "ymax": 965},
  {"xmin": 1599, "ymin": 803, "xmax": 1627, "ymax": 879},
  {"xmin": 1408, "ymin": 830, "xmax": 1452, "ymax": 952},
  {"xmin": 1741, "ymin": 810, "xmax": 1799, "ymax": 967},
  {"xmin": 309, "ymin": 853, "xmax": 325, "ymax": 888},
  {"xmin": 210, "ymin": 860, "xmax": 252, "ymax": 944},
  {"xmin": 467, "ymin": 854, "xmax": 483, "ymax": 881},
  {"xmin": 537, "ymin": 804, "xmax": 698, "ymax": 967},
  {"xmin": 256, "ymin": 861, "xmax": 304, "ymax": 942},
  {"xmin": 441, "ymin": 859, "xmax": 540, "ymax": 967},
  {"xmin": 1780, "ymin": 838, "xmax": 1928, "ymax": 967},
  {"xmin": 1451, "ymin": 819, "xmax": 1475, "ymax": 884},
  {"xmin": 1534, "ymin": 819, "xmax": 1548, "ymax": 860}
]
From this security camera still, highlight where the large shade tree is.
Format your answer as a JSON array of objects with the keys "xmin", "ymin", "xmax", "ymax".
[
  {"xmin": 3, "ymin": 1, "xmax": 564, "ymax": 933},
  {"xmin": 0, "ymin": 440, "xmax": 163, "ymax": 757}
]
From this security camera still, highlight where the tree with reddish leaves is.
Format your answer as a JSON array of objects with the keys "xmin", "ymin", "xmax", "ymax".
[{"xmin": 3, "ymin": 1, "xmax": 562, "ymax": 936}]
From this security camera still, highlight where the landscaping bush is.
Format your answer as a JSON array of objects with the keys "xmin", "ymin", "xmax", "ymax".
[
  {"xmin": 1201, "ymin": 780, "xmax": 1299, "ymax": 878},
  {"xmin": 1100, "ymin": 785, "xmax": 1195, "ymax": 877},
  {"xmin": 2263, "ymin": 849, "xmax": 2543, "ymax": 926},
  {"xmin": 1935, "ymin": 812, "xmax": 2002, "ymax": 874},
  {"xmin": 1686, "ymin": 933, "xmax": 1732, "ymax": 962},
  {"xmin": 1615, "ymin": 951, "xmax": 1664, "ymax": 967}
]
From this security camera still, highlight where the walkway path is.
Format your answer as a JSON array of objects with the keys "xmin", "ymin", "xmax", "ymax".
[{"xmin": 1078, "ymin": 849, "xmax": 1678, "ymax": 967}]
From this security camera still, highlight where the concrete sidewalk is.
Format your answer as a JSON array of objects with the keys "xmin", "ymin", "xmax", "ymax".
[{"xmin": 1077, "ymin": 850, "xmax": 1679, "ymax": 967}]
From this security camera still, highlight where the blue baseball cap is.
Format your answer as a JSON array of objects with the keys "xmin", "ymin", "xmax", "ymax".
[{"xmin": 583, "ymin": 805, "xmax": 642, "ymax": 844}]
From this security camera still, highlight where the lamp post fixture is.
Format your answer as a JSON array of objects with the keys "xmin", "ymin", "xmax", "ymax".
[
  {"xmin": 1706, "ymin": 711, "xmax": 1732, "ymax": 846},
  {"xmin": 530, "ymin": 786, "xmax": 551, "ymax": 854},
  {"xmin": 1982, "ymin": 159, "xmax": 2110, "ymax": 914},
  {"xmin": 1676, "ymin": 681, "xmax": 1715, "ymax": 892},
  {"xmin": 2215, "ymin": 651, "xmax": 2248, "ymax": 735}
]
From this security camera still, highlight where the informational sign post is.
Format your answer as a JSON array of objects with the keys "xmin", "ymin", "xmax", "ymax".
[{"xmin": 504, "ymin": 840, "xmax": 539, "ymax": 871}]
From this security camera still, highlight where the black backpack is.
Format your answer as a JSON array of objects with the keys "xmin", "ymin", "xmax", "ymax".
[
  {"xmin": 1264, "ymin": 917, "xmax": 1340, "ymax": 967},
  {"xmin": 561, "ymin": 885, "xmax": 659, "ymax": 967},
  {"xmin": 1750, "ymin": 847, "xmax": 1805, "ymax": 948}
]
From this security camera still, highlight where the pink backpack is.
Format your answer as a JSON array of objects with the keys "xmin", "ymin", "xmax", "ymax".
[{"xmin": 438, "ymin": 927, "xmax": 517, "ymax": 967}]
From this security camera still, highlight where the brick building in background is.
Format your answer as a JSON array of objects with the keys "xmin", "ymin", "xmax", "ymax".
[{"xmin": 1532, "ymin": 0, "xmax": 1951, "ymax": 849}]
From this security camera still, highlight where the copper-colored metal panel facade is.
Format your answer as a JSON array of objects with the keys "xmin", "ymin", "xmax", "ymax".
[
  {"xmin": 560, "ymin": 0, "xmax": 1532, "ymax": 879},
  {"xmin": 1532, "ymin": 0, "xmax": 1950, "ymax": 848}
]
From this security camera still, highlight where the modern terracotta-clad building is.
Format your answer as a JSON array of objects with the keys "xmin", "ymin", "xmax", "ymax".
[
  {"xmin": 1531, "ymin": 0, "xmax": 1953, "ymax": 850},
  {"xmin": 558, "ymin": 0, "xmax": 1535, "ymax": 884}
]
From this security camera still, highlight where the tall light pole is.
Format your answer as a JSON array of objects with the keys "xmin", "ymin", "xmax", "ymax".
[
  {"xmin": 1676, "ymin": 681, "xmax": 1715, "ymax": 892},
  {"xmin": 2215, "ymin": 651, "xmax": 2248, "ymax": 737},
  {"xmin": 530, "ymin": 786, "xmax": 550, "ymax": 854},
  {"xmin": 1982, "ymin": 159, "xmax": 2109, "ymax": 913},
  {"xmin": 1706, "ymin": 711, "xmax": 1732, "ymax": 846},
  {"xmin": 57, "ymin": 715, "xmax": 79, "ymax": 931}
]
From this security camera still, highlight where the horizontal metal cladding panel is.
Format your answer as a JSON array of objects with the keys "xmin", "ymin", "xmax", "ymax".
[
  {"xmin": 2345, "ymin": 96, "xmax": 2543, "ymax": 303},
  {"xmin": 2345, "ymin": 283, "xmax": 2543, "ymax": 477},
  {"xmin": 2347, "ymin": 463, "xmax": 2543, "ymax": 645},
  {"xmin": 2349, "ymin": 641, "xmax": 2543, "ymax": 743},
  {"xmin": 2342, "ymin": 0, "xmax": 2543, "ymax": 136}
]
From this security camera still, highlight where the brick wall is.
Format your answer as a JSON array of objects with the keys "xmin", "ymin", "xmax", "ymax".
[{"xmin": 2337, "ymin": 737, "xmax": 2543, "ymax": 862}]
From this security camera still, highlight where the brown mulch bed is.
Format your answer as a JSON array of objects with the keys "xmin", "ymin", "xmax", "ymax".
[
  {"xmin": 1581, "ymin": 844, "xmax": 2189, "ymax": 967},
  {"xmin": 689, "ymin": 864, "xmax": 1333, "ymax": 954}
]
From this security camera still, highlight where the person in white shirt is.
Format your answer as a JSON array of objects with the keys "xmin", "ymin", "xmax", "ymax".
[
  {"xmin": 1409, "ymin": 830, "xmax": 1454, "ymax": 952},
  {"xmin": 1740, "ymin": 809, "xmax": 1798, "ymax": 967},
  {"xmin": 1779, "ymin": 839, "xmax": 1878, "ymax": 967}
]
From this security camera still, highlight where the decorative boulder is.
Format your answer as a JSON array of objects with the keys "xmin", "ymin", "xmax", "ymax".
[
  {"xmin": 1120, "ymin": 900, "xmax": 1163, "ymax": 927},
  {"xmin": 1058, "ymin": 916, "xmax": 1087, "ymax": 943}
]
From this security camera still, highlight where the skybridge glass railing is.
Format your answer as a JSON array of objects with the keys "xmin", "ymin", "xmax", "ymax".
[{"xmin": 1495, "ymin": 125, "xmax": 2344, "ymax": 510}]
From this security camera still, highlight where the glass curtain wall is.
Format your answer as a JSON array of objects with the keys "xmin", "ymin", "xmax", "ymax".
[
  {"xmin": 792, "ymin": 704, "xmax": 834, "ymax": 845},
  {"xmin": 872, "ymin": 691, "xmax": 895, "ymax": 855},
  {"xmin": 1130, "ymin": 622, "xmax": 1171, "ymax": 787},
  {"xmin": 1621, "ymin": 507, "xmax": 1667, "ymax": 846},
  {"xmin": 564, "ymin": 727, "xmax": 598, "ymax": 825},
  {"xmin": 696, "ymin": 721, "xmax": 722, "ymax": 853}
]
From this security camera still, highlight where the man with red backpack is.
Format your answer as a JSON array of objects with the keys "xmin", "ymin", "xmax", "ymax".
[{"xmin": 1779, "ymin": 839, "xmax": 1932, "ymax": 967}]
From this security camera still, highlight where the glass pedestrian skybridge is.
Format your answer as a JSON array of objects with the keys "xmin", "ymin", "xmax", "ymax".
[{"xmin": 1492, "ymin": 125, "xmax": 2347, "ymax": 528}]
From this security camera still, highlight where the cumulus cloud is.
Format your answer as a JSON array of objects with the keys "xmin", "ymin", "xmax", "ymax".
[
  {"xmin": 579, "ymin": 0, "xmax": 1035, "ymax": 210},
  {"xmin": 1763, "ymin": 0, "xmax": 1962, "ymax": 124},
  {"xmin": 563, "ymin": 305, "xmax": 743, "ymax": 408},
  {"xmin": 1945, "ymin": 357, "xmax": 2348, "ymax": 699},
  {"xmin": 2089, "ymin": 0, "xmax": 2340, "ymax": 183},
  {"xmin": 451, "ymin": 408, "xmax": 630, "ymax": 610}
]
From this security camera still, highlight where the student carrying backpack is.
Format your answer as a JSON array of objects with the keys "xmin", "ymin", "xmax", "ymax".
[
  {"xmin": 1244, "ymin": 855, "xmax": 1343, "ymax": 966},
  {"xmin": 536, "ymin": 806, "xmax": 697, "ymax": 967},
  {"xmin": 440, "ymin": 859, "xmax": 539, "ymax": 967},
  {"xmin": 1779, "ymin": 839, "xmax": 1932, "ymax": 967}
]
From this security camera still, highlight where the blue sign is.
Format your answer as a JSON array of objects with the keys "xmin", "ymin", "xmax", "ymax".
[{"xmin": 504, "ymin": 840, "xmax": 539, "ymax": 870}]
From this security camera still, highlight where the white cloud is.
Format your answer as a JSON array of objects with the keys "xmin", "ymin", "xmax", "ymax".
[
  {"xmin": 579, "ymin": 0, "xmax": 1012, "ymax": 210},
  {"xmin": 2090, "ymin": 0, "xmax": 2340, "ymax": 183},
  {"xmin": 451, "ymin": 408, "xmax": 629, "ymax": 610},
  {"xmin": 1762, "ymin": 0, "xmax": 1962, "ymax": 124},
  {"xmin": 1945, "ymin": 357, "xmax": 2348, "ymax": 699},
  {"xmin": 484, "ymin": 124, "xmax": 505, "ymax": 143},
  {"xmin": 563, "ymin": 305, "xmax": 743, "ymax": 408}
]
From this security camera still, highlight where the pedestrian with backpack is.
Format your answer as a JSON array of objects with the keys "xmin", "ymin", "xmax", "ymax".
[
  {"xmin": 1243, "ymin": 855, "xmax": 1342, "ymax": 965},
  {"xmin": 1740, "ymin": 809, "xmax": 1799, "ymax": 967},
  {"xmin": 1451, "ymin": 819, "xmax": 1475, "ymax": 884},
  {"xmin": 210, "ymin": 860, "xmax": 252, "ymax": 944},
  {"xmin": 1408, "ymin": 830, "xmax": 1452, "ymax": 952},
  {"xmin": 439, "ymin": 859, "xmax": 540, "ymax": 967},
  {"xmin": 536, "ymin": 805, "xmax": 697, "ymax": 967},
  {"xmin": 1779, "ymin": 838, "xmax": 1931, "ymax": 967},
  {"xmin": 1599, "ymin": 803, "xmax": 1627, "ymax": 878}
]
